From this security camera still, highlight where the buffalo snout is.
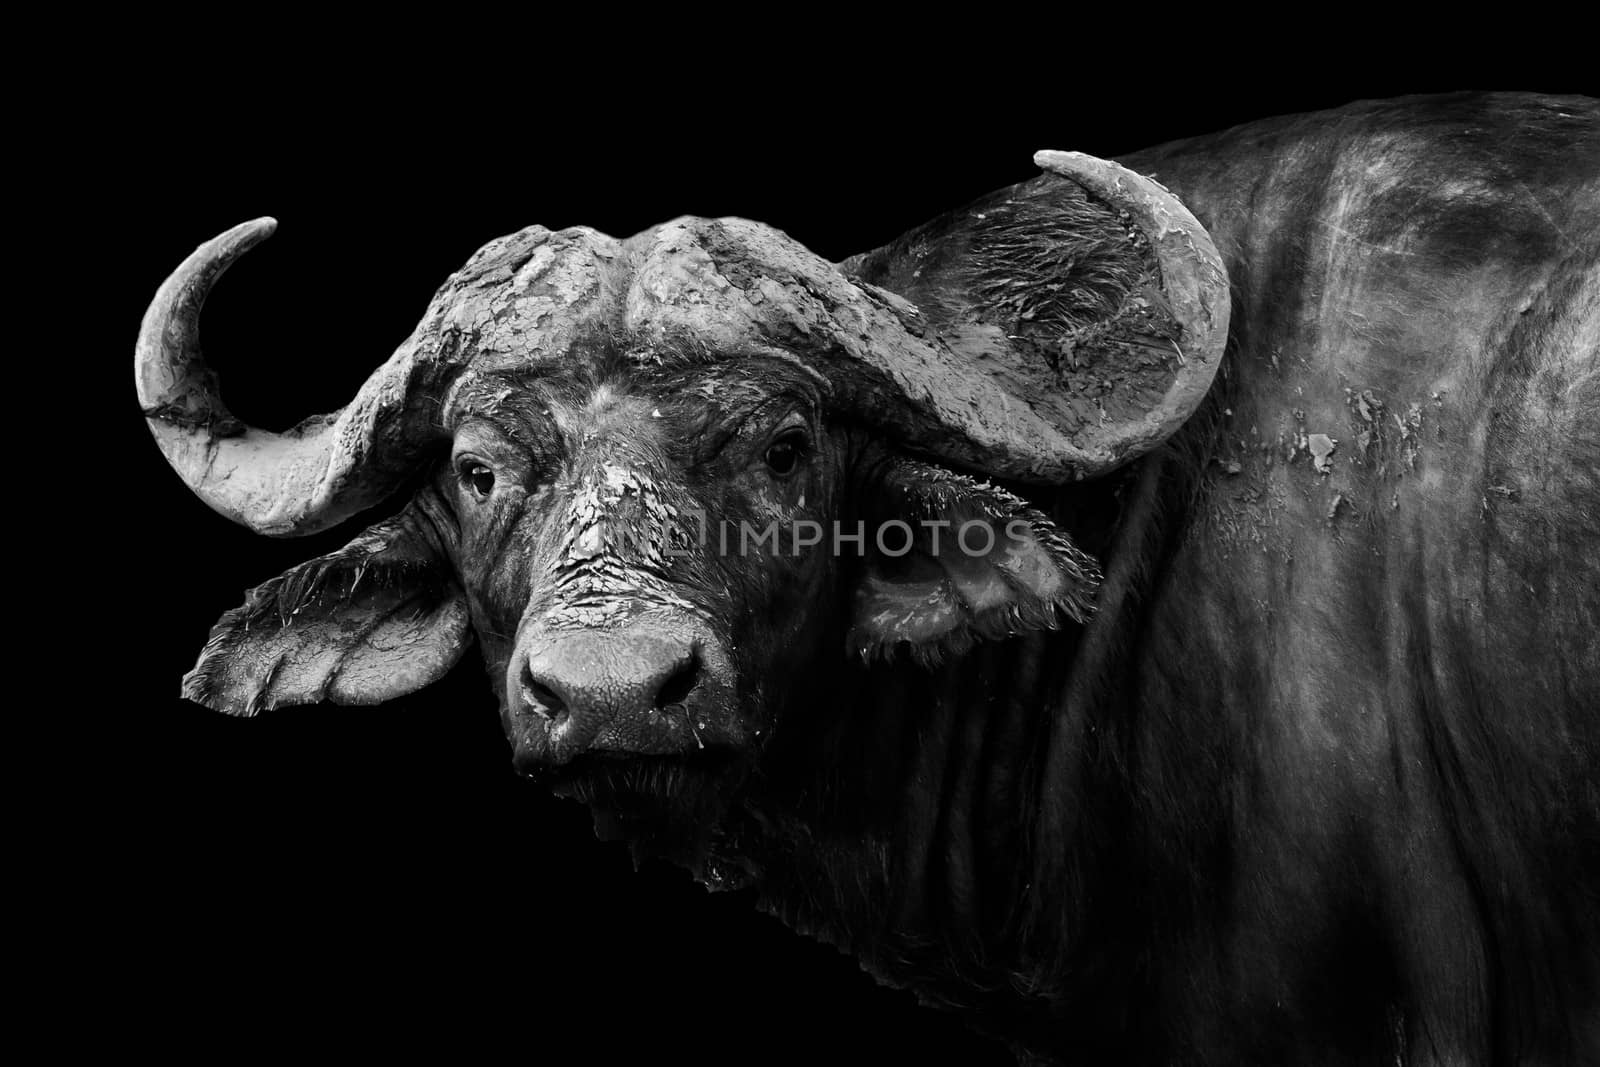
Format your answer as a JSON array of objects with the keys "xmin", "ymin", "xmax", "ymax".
[{"xmin": 508, "ymin": 617, "xmax": 740, "ymax": 770}]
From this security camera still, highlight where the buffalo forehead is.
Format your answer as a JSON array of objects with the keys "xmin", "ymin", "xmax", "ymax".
[
  {"xmin": 419, "ymin": 217, "xmax": 859, "ymax": 373},
  {"xmin": 417, "ymin": 215, "xmax": 1080, "ymax": 479},
  {"xmin": 423, "ymin": 215, "xmax": 875, "ymax": 374}
]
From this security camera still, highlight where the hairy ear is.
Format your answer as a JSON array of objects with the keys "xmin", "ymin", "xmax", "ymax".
[
  {"xmin": 182, "ymin": 497, "xmax": 472, "ymax": 716},
  {"xmin": 848, "ymin": 458, "xmax": 1101, "ymax": 663},
  {"xmin": 836, "ymin": 154, "xmax": 1230, "ymax": 481}
]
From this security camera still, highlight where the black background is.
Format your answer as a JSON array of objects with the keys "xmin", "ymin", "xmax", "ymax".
[{"xmin": 57, "ymin": 28, "xmax": 1594, "ymax": 1063}]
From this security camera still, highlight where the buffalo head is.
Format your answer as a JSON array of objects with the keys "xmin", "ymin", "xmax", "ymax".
[{"xmin": 137, "ymin": 151, "xmax": 1228, "ymax": 872}]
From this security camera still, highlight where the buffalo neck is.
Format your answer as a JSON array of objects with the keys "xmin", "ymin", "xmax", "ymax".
[{"xmin": 732, "ymin": 438, "xmax": 1216, "ymax": 1052}]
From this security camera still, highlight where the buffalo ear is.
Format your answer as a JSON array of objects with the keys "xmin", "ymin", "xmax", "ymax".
[
  {"xmin": 182, "ymin": 498, "xmax": 472, "ymax": 716},
  {"xmin": 847, "ymin": 458, "xmax": 1100, "ymax": 663},
  {"xmin": 836, "ymin": 154, "xmax": 1229, "ymax": 481}
]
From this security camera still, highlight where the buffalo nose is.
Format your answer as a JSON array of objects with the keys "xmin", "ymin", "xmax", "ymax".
[{"xmin": 518, "ymin": 630, "xmax": 703, "ymax": 750}]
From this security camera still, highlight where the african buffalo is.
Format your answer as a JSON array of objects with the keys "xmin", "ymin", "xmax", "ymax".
[{"xmin": 136, "ymin": 92, "xmax": 1599, "ymax": 1065}]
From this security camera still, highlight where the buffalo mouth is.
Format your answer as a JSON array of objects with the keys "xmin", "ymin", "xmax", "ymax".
[{"xmin": 533, "ymin": 750, "xmax": 749, "ymax": 858}]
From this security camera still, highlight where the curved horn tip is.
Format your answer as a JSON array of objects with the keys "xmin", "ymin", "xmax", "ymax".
[
  {"xmin": 211, "ymin": 216, "xmax": 278, "ymax": 252},
  {"xmin": 1033, "ymin": 149, "xmax": 1138, "ymax": 185},
  {"xmin": 1032, "ymin": 148, "xmax": 1087, "ymax": 170}
]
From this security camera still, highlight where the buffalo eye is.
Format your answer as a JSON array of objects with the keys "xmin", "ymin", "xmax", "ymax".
[
  {"xmin": 764, "ymin": 433, "xmax": 807, "ymax": 477},
  {"xmin": 458, "ymin": 460, "xmax": 495, "ymax": 498}
]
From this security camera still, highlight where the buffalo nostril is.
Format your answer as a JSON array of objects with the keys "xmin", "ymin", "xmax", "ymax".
[
  {"xmin": 654, "ymin": 655, "xmax": 701, "ymax": 709},
  {"xmin": 521, "ymin": 663, "xmax": 568, "ymax": 720}
]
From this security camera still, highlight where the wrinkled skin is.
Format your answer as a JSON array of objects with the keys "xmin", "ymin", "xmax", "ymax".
[
  {"xmin": 310, "ymin": 347, "xmax": 1094, "ymax": 874},
  {"xmin": 443, "ymin": 353, "xmax": 851, "ymax": 866},
  {"xmin": 180, "ymin": 326, "xmax": 1099, "ymax": 877},
  {"xmin": 147, "ymin": 93, "xmax": 1598, "ymax": 1065}
]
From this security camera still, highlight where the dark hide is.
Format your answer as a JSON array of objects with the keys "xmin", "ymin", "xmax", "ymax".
[
  {"xmin": 730, "ymin": 93, "xmax": 1600, "ymax": 1065},
  {"xmin": 166, "ymin": 93, "xmax": 1599, "ymax": 1066}
]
